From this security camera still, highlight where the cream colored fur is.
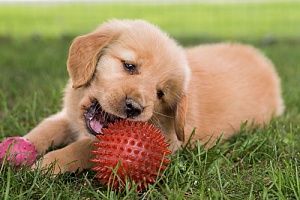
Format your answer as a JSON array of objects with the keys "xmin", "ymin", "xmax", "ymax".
[{"xmin": 24, "ymin": 19, "xmax": 284, "ymax": 174}]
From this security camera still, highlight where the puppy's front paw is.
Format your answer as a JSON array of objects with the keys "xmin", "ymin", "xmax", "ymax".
[{"xmin": 32, "ymin": 151, "xmax": 80, "ymax": 174}]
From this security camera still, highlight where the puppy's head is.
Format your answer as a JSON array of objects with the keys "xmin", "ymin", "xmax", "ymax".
[{"xmin": 67, "ymin": 19, "xmax": 190, "ymax": 142}]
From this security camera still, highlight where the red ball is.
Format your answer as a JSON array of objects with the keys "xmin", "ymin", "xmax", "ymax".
[{"xmin": 91, "ymin": 120, "xmax": 172, "ymax": 191}]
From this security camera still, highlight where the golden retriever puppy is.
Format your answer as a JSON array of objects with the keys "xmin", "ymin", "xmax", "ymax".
[{"xmin": 24, "ymin": 19, "xmax": 284, "ymax": 174}]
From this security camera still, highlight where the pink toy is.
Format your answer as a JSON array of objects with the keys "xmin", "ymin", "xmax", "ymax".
[{"xmin": 0, "ymin": 136, "xmax": 38, "ymax": 167}]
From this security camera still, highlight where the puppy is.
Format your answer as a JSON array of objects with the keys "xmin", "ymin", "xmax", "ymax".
[{"xmin": 24, "ymin": 19, "xmax": 284, "ymax": 174}]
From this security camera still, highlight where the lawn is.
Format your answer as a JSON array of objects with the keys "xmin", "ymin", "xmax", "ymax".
[{"xmin": 1, "ymin": 2, "xmax": 300, "ymax": 199}]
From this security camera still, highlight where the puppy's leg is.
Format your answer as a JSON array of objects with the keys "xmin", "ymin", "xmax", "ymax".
[
  {"xmin": 24, "ymin": 110, "xmax": 72, "ymax": 154},
  {"xmin": 35, "ymin": 137, "xmax": 96, "ymax": 174}
]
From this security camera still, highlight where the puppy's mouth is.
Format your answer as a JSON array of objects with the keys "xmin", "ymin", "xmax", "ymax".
[{"xmin": 84, "ymin": 99, "xmax": 121, "ymax": 136}]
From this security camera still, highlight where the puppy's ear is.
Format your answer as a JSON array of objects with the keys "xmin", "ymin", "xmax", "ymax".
[
  {"xmin": 174, "ymin": 93, "xmax": 187, "ymax": 142},
  {"xmin": 67, "ymin": 28, "xmax": 114, "ymax": 89}
]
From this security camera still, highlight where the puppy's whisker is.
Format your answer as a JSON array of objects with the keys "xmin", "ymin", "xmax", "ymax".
[
  {"xmin": 148, "ymin": 117, "xmax": 160, "ymax": 128},
  {"xmin": 153, "ymin": 111, "xmax": 173, "ymax": 118}
]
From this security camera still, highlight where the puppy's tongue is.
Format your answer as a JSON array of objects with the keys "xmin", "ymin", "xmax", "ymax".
[{"xmin": 90, "ymin": 120, "xmax": 103, "ymax": 134}]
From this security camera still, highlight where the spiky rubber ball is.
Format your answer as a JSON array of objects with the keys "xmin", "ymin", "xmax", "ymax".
[
  {"xmin": 0, "ymin": 136, "xmax": 38, "ymax": 168},
  {"xmin": 91, "ymin": 120, "xmax": 172, "ymax": 191}
]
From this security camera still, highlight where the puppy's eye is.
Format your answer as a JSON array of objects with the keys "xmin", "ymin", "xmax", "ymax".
[
  {"xmin": 157, "ymin": 90, "xmax": 164, "ymax": 99},
  {"xmin": 124, "ymin": 62, "xmax": 136, "ymax": 73}
]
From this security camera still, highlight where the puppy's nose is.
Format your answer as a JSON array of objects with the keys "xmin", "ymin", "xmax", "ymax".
[{"xmin": 125, "ymin": 98, "xmax": 143, "ymax": 118}]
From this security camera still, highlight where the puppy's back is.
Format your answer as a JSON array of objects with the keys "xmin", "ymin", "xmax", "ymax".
[{"xmin": 185, "ymin": 43, "xmax": 284, "ymax": 144}]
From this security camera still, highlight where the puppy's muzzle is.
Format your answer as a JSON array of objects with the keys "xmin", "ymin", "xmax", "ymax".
[{"xmin": 125, "ymin": 98, "xmax": 143, "ymax": 118}]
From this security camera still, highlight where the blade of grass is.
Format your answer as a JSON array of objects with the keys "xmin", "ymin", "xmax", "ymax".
[{"xmin": 4, "ymin": 167, "xmax": 11, "ymax": 200}]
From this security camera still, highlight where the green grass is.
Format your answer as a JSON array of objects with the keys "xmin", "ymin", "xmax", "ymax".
[
  {"xmin": 1, "ymin": 2, "xmax": 300, "ymax": 199},
  {"xmin": 0, "ymin": 2, "xmax": 300, "ymax": 40}
]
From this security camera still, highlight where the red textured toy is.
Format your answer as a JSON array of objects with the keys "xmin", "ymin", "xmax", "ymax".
[{"xmin": 91, "ymin": 120, "xmax": 172, "ymax": 191}]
